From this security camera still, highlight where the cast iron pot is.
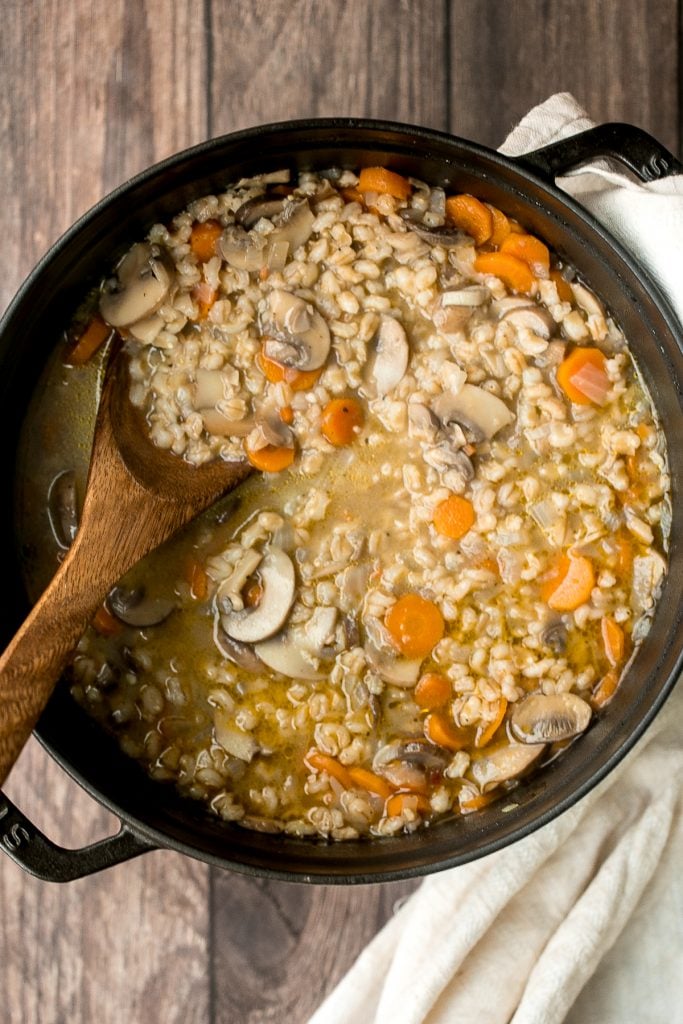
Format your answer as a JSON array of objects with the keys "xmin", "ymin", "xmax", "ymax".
[{"xmin": 1, "ymin": 119, "xmax": 682, "ymax": 883}]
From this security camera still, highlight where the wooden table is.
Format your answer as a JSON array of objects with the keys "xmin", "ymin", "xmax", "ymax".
[{"xmin": 0, "ymin": 3, "xmax": 680, "ymax": 1022}]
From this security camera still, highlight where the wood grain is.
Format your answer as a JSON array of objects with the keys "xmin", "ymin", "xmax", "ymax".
[
  {"xmin": 449, "ymin": 0, "xmax": 680, "ymax": 154},
  {"xmin": 0, "ymin": 1, "xmax": 681, "ymax": 1022}
]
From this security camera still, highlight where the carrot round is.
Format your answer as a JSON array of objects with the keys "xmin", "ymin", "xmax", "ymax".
[
  {"xmin": 557, "ymin": 347, "xmax": 609, "ymax": 405},
  {"xmin": 67, "ymin": 315, "xmax": 111, "ymax": 366},
  {"xmin": 591, "ymin": 670, "xmax": 619, "ymax": 709},
  {"xmin": 424, "ymin": 712, "xmax": 469, "ymax": 752},
  {"xmin": 486, "ymin": 203, "xmax": 512, "ymax": 247},
  {"xmin": 321, "ymin": 397, "xmax": 364, "ymax": 446},
  {"xmin": 347, "ymin": 766, "xmax": 394, "ymax": 799},
  {"xmin": 473, "ymin": 251, "xmax": 536, "ymax": 295},
  {"xmin": 92, "ymin": 604, "xmax": 122, "ymax": 636},
  {"xmin": 541, "ymin": 553, "xmax": 595, "ymax": 611},
  {"xmin": 500, "ymin": 233, "xmax": 550, "ymax": 278},
  {"xmin": 385, "ymin": 792, "xmax": 431, "ymax": 817},
  {"xmin": 257, "ymin": 349, "xmax": 321, "ymax": 391},
  {"xmin": 244, "ymin": 443, "xmax": 295, "ymax": 473},
  {"xmin": 385, "ymin": 593, "xmax": 445, "ymax": 658},
  {"xmin": 445, "ymin": 194, "xmax": 493, "ymax": 245},
  {"xmin": 305, "ymin": 751, "xmax": 353, "ymax": 788},
  {"xmin": 357, "ymin": 167, "xmax": 412, "ymax": 200},
  {"xmin": 550, "ymin": 268, "xmax": 574, "ymax": 303},
  {"xmin": 414, "ymin": 672, "xmax": 452, "ymax": 709},
  {"xmin": 475, "ymin": 698, "xmax": 508, "ymax": 749},
  {"xmin": 433, "ymin": 495, "xmax": 475, "ymax": 540},
  {"xmin": 601, "ymin": 616, "xmax": 625, "ymax": 667},
  {"xmin": 190, "ymin": 220, "xmax": 223, "ymax": 262}
]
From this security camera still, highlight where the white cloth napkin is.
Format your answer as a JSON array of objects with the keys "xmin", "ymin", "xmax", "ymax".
[{"xmin": 309, "ymin": 94, "xmax": 683, "ymax": 1024}]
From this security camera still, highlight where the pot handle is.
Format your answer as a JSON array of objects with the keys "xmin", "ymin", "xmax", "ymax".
[
  {"xmin": 0, "ymin": 789, "xmax": 155, "ymax": 881},
  {"xmin": 516, "ymin": 122, "xmax": 683, "ymax": 183}
]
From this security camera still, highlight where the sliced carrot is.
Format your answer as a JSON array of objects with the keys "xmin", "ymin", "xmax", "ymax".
[
  {"xmin": 186, "ymin": 559, "xmax": 208, "ymax": 601},
  {"xmin": 445, "ymin": 194, "xmax": 493, "ymax": 245},
  {"xmin": 541, "ymin": 553, "xmax": 595, "ymax": 611},
  {"xmin": 414, "ymin": 672, "xmax": 452, "ymax": 709},
  {"xmin": 591, "ymin": 670, "xmax": 619, "ymax": 709},
  {"xmin": 190, "ymin": 220, "xmax": 223, "ymax": 262},
  {"xmin": 385, "ymin": 792, "xmax": 431, "ymax": 817},
  {"xmin": 473, "ymin": 251, "xmax": 536, "ymax": 295},
  {"xmin": 485, "ymin": 203, "xmax": 512, "ymax": 247},
  {"xmin": 557, "ymin": 347, "xmax": 609, "ymax": 405},
  {"xmin": 433, "ymin": 494, "xmax": 475, "ymax": 540},
  {"xmin": 66, "ymin": 315, "xmax": 111, "ymax": 366},
  {"xmin": 475, "ymin": 698, "xmax": 508, "ymax": 749},
  {"xmin": 615, "ymin": 531, "xmax": 634, "ymax": 579},
  {"xmin": 460, "ymin": 791, "xmax": 499, "ymax": 813},
  {"xmin": 508, "ymin": 218, "xmax": 525, "ymax": 233},
  {"xmin": 257, "ymin": 349, "xmax": 322, "ymax": 391},
  {"xmin": 192, "ymin": 280, "xmax": 217, "ymax": 321},
  {"xmin": 500, "ymin": 232, "xmax": 550, "ymax": 278},
  {"xmin": 347, "ymin": 766, "xmax": 394, "ymax": 800},
  {"xmin": 244, "ymin": 443, "xmax": 295, "ymax": 473},
  {"xmin": 550, "ymin": 268, "xmax": 574, "ymax": 303},
  {"xmin": 279, "ymin": 405, "xmax": 294, "ymax": 425},
  {"xmin": 357, "ymin": 166, "xmax": 411, "ymax": 200},
  {"xmin": 385, "ymin": 594, "xmax": 445, "ymax": 658},
  {"xmin": 92, "ymin": 604, "xmax": 122, "ymax": 636},
  {"xmin": 601, "ymin": 616, "xmax": 625, "ymax": 667},
  {"xmin": 424, "ymin": 712, "xmax": 470, "ymax": 752},
  {"xmin": 305, "ymin": 750, "xmax": 353, "ymax": 789},
  {"xmin": 320, "ymin": 397, "xmax": 364, "ymax": 446}
]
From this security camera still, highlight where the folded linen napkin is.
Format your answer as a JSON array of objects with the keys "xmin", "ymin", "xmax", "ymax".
[{"xmin": 308, "ymin": 94, "xmax": 683, "ymax": 1024}]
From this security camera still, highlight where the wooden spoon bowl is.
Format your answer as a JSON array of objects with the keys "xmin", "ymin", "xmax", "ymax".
[{"xmin": 0, "ymin": 353, "xmax": 251, "ymax": 785}]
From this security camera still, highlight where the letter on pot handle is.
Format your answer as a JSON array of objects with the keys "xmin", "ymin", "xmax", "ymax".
[
  {"xmin": 516, "ymin": 122, "xmax": 683, "ymax": 184},
  {"xmin": 0, "ymin": 790, "xmax": 154, "ymax": 881}
]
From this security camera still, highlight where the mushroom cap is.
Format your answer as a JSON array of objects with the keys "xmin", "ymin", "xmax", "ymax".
[
  {"xmin": 470, "ymin": 741, "xmax": 546, "ymax": 791},
  {"xmin": 262, "ymin": 289, "xmax": 331, "ymax": 371},
  {"xmin": 220, "ymin": 546, "xmax": 295, "ymax": 643},
  {"xmin": 235, "ymin": 194, "xmax": 287, "ymax": 229},
  {"xmin": 254, "ymin": 634, "xmax": 326, "ymax": 679},
  {"xmin": 510, "ymin": 692, "xmax": 592, "ymax": 744},
  {"xmin": 107, "ymin": 585, "xmax": 175, "ymax": 627},
  {"xmin": 502, "ymin": 304, "xmax": 556, "ymax": 339},
  {"xmin": 432, "ymin": 383, "xmax": 514, "ymax": 442},
  {"xmin": 368, "ymin": 315, "xmax": 409, "ymax": 397},
  {"xmin": 100, "ymin": 243, "xmax": 172, "ymax": 328},
  {"xmin": 219, "ymin": 224, "xmax": 268, "ymax": 271}
]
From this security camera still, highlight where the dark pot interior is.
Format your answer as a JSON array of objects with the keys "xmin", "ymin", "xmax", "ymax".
[{"xmin": 2, "ymin": 120, "xmax": 682, "ymax": 882}]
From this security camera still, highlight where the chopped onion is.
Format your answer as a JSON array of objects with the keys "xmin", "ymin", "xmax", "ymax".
[
  {"xmin": 266, "ymin": 239, "xmax": 290, "ymax": 271},
  {"xmin": 568, "ymin": 362, "xmax": 610, "ymax": 404}
]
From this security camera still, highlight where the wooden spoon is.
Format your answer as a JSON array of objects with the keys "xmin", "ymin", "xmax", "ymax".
[{"xmin": 0, "ymin": 354, "xmax": 251, "ymax": 785}]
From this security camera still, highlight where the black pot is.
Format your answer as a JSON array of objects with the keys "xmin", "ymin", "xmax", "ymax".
[{"xmin": 1, "ymin": 120, "xmax": 682, "ymax": 883}]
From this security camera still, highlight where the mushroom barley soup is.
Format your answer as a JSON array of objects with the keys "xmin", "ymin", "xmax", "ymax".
[{"xmin": 20, "ymin": 165, "xmax": 670, "ymax": 840}]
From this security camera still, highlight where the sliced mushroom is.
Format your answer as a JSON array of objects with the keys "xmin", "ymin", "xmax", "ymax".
[
  {"xmin": 423, "ymin": 443, "xmax": 474, "ymax": 481},
  {"xmin": 510, "ymin": 692, "xmax": 592, "ymax": 744},
  {"xmin": 254, "ymin": 634, "xmax": 326, "ymax": 680},
  {"xmin": 269, "ymin": 198, "xmax": 315, "ymax": 254},
  {"xmin": 107, "ymin": 585, "xmax": 175, "ymax": 627},
  {"xmin": 193, "ymin": 368, "xmax": 228, "ymax": 408},
  {"xmin": 262, "ymin": 289, "xmax": 331, "ymax": 371},
  {"xmin": 214, "ymin": 708, "xmax": 258, "ymax": 762},
  {"xmin": 470, "ymin": 742, "xmax": 546, "ymax": 791},
  {"xmin": 220, "ymin": 546, "xmax": 295, "ymax": 643},
  {"xmin": 632, "ymin": 550, "xmax": 667, "ymax": 612},
  {"xmin": 367, "ymin": 315, "xmax": 409, "ymax": 397},
  {"xmin": 540, "ymin": 619, "xmax": 568, "ymax": 653},
  {"xmin": 201, "ymin": 409, "xmax": 255, "ymax": 438},
  {"xmin": 405, "ymin": 223, "xmax": 464, "ymax": 246},
  {"xmin": 235, "ymin": 194, "xmax": 287, "ymax": 229},
  {"xmin": 408, "ymin": 402, "xmax": 441, "ymax": 441},
  {"xmin": 433, "ymin": 304, "xmax": 475, "ymax": 334},
  {"xmin": 300, "ymin": 606, "xmax": 338, "ymax": 653},
  {"xmin": 502, "ymin": 305, "xmax": 556, "ymax": 339},
  {"xmin": 219, "ymin": 224, "xmax": 268, "ymax": 271},
  {"xmin": 128, "ymin": 313, "xmax": 165, "ymax": 345},
  {"xmin": 47, "ymin": 470, "xmax": 78, "ymax": 549},
  {"xmin": 246, "ymin": 412, "xmax": 294, "ymax": 453},
  {"xmin": 441, "ymin": 286, "xmax": 490, "ymax": 307},
  {"xmin": 373, "ymin": 737, "xmax": 449, "ymax": 790},
  {"xmin": 214, "ymin": 619, "xmax": 267, "ymax": 673},
  {"xmin": 100, "ymin": 243, "xmax": 172, "ymax": 328},
  {"xmin": 432, "ymin": 383, "xmax": 514, "ymax": 442},
  {"xmin": 366, "ymin": 643, "xmax": 422, "ymax": 687},
  {"xmin": 493, "ymin": 296, "xmax": 534, "ymax": 316},
  {"xmin": 237, "ymin": 169, "xmax": 290, "ymax": 188},
  {"xmin": 215, "ymin": 547, "xmax": 263, "ymax": 613}
]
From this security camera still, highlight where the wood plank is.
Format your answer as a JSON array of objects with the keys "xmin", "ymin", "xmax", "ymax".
[
  {"xmin": 0, "ymin": 3, "xmax": 211, "ymax": 1022},
  {"xmin": 449, "ymin": 0, "xmax": 680, "ymax": 154},
  {"xmin": 211, "ymin": 872, "xmax": 417, "ymax": 1024},
  {"xmin": 208, "ymin": 0, "xmax": 449, "ymax": 133}
]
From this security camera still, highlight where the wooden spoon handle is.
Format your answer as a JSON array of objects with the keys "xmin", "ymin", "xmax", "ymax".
[{"xmin": 0, "ymin": 531, "xmax": 114, "ymax": 786}]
